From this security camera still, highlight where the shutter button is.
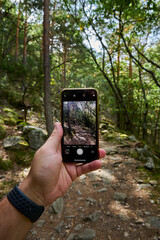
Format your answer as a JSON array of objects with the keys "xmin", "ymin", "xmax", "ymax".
[{"xmin": 76, "ymin": 148, "xmax": 83, "ymax": 155}]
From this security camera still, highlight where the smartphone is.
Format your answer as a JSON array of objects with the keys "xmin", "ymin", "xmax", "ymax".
[{"xmin": 61, "ymin": 88, "xmax": 99, "ymax": 163}]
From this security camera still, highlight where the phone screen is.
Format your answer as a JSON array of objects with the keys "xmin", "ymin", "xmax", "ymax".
[{"xmin": 61, "ymin": 89, "xmax": 98, "ymax": 163}]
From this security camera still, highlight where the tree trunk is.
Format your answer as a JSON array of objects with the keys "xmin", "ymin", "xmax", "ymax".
[
  {"xmin": 43, "ymin": 0, "xmax": 53, "ymax": 136},
  {"xmin": 22, "ymin": 5, "xmax": 28, "ymax": 122},
  {"xmin": 62, "ymin": 41, "xmax": 67, "ymax": 88},
  {"xmin": 15, "ymin": 3, "xmax": 21, "ymax": 62},
  {"xmin": 138, "ymin": 64, "xmax": 148, "ymax": 140}
]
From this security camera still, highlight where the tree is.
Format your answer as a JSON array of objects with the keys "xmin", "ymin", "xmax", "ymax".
[{"xmin": 43, "ymin": 0, "xmax": 53, "ymax": 136}]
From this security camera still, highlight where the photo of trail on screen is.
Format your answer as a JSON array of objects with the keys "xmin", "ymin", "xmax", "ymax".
[{"xmin": 63, "ymin": 101, "xmax": 96, "ymax": 145}]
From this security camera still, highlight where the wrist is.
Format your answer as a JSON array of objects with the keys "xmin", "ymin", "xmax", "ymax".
[{"xmin": 19, "ymin": 178, "xmax": 45, "ymax": 207}]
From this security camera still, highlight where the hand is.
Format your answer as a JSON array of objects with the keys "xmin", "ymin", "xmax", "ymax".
[{"xmin": 19, "ymin": 122, "xmax": 106, "ymax": 206}]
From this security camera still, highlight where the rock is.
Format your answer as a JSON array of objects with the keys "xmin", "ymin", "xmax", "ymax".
[
  {"xmin": 149, "ymin": 180, "xmax": 158, "ymax": 186},
  {"xmin": 135, "ymin": 145, "xmax": 152, "ymax": 161},
  {"xmin": 77, "ymin": 190, "xmax": 82, "ymax": 196},
  {"xmin": 146, "ymin": 216, "xmax": 160, "ymax": 229},
  {"xmin": 3, "ymin": 117, "xmax": 17, "ymax": 126},
  {"xmin": 23, "ymin": 125, "xmax": 47, "ymax": 150},
  {"xmin": 144, "ymin": 157, "xmax": 155, "ymax": 170},
  {"xmin": 137, "ymin": 179, "xmax": 144, "ymax": 184},
  {"xmin": 98, "ymin": 188, "xmax": 107, "ymax": 192},
  {"xmin": 137, "ymin": 184, "xmax": 151, "ymax": 190},
  {"xmin": 100, "ymin": 169, "xmax": 115, "ymax": 184},
  {"xmin": 79, "ymin": 174, "xmax": 86, "ymax": 181},
  {"xmin": 135, "ymin": 218, "xmax": 144, "ymax": 224},
  {"xmin": 128, "ymin": 135, "xmax": 137, "ymax": 142},
  {"xmin": 86, "ymin": 198, "xmax": 97, "ymax": 205},
  {"xmin": 104, "ymin": 147, "xmax": 118, "ymax": 155},
  {"xmin": 84, "ymin": 211, "xmax": 100, "ymax": 222},
  {"xmin": 67, "ymin": 234, "xmax": 76, "ymax": 240},
  {"xmin": 3, "ymin": 136, "xmax": 29, "ymax": 150},
  {"xmin": 50, "ymin": 237, "xmax": 55, "ymax": 240},
  {"xmin": 49, "ymin": 198, "xmax": 64, "ymax": 215},
  {"xmin": 124, "ymin": 232, "xmax": 129, "ymax": 238},
  {"xmin": 37, "ymin": 220, "xmax": 46, "ymax": 227},
  {"xmin": 118, "ymin": 214, "xmax": 130, "ymax": 221},
  {"xmin": 75, "ymin": 228, "xmax": 96, "ymax": 240},
  {"xmin": 74, "ymin": 224, "xmax": 83, "ymax": 231},
  {"xmin": 113, "ymin": 192, "xmax": 127, "ymax": 202},
  {"xmin": 55, "ymin": 221, "xmax": 65, "ymax": 234}
]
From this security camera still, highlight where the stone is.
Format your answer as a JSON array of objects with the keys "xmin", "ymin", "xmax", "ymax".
[
  {"xmin": 137, "ymin": 184, "xmax": 151, "ymax": 190},
  {"xmin": 37, "ymin": 220, "xmax": 46, "ymax": 227},
  {"xmin": 144, "ymin": 157, "xmax": 155, "ymax": 170},
  {"xmin": 100, "ymin": 169, "xmax": 115, "ymax": 184},
  {"xmin": 113, "ymin": 192, "xmax": 127, "ymax": 202},
  {"xmin": 128, "ymin": 135, "xmax": 137, "ymax": 142},
  {"xmin": 75, "ymin": 228, "xmax": 96, "ymax": 240},
  {"xmin": 74, "ymin": 224, "xmax": 83, "ymax": 231},
  {"xmin": 50, "ymin": 198, "xmax": 64, "ymax": 215},
  {"xmin": 137, "ymin": 179, "xmax": 144, "ymax": 184},
  {"xmin": 67, "ymin": 234, "xmax": 76, "ymax": 240},
  {"xmin": 118, "ymin": 214, "xmax": 130, "ymax": 221},
  {"xmin": 149, "ymin": 180, "xmax": 158, "ymax": 186},
  {"xmin": 50, "ymin": 237, "xmax": 55, "ymax": 240},
  {"xmin": 3, "ymin": 136, "xmax": 29, "ymax": 150},
  {"xmin": 79, "ymin": 175, "xmax": 86, "ymax": 181},
  {"xmin": 124, "ymin": 232, "xmax": 129, "ymax": 238},
  {"xmin": 23, "ymin": 125, "xmax": 47, "ymax": 150},
  {"xmin": 135, "ymin": 218, "xmax": 144, "ymax": 224},
  {"xmin": 98, "ymin": 188, "xmax": 107, "ymax": 192},
  {"xmin": 104, "ymin": 147, "xmax": 118, "ymax": 155},
  {"xmin": 86, "ymin": 198, "xmax": 97, "ymax": 204},
  {"xmin": 146, "ymin": 216, "xmax": 160, "ymax": 229},
  {"xmin": 77, "ymin": 190, "xmax": 82, "ymax": 196},
  {"xmin": 55, "ymin": 221, "xmax": 65, "ymax": 234},
  {"xmin": 84, "ymin": 211, "xmax": 100, "ymax": 222}
]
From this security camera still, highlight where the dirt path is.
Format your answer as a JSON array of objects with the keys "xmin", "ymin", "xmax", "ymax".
[{"xmin": 23, "ymin": 139, "xmax": 160, "ymax": 240}]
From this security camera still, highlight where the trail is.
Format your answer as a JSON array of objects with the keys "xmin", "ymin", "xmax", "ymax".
[{"xmin": 26, "ymin": 138, "xmax": 160, "ymax": 240}]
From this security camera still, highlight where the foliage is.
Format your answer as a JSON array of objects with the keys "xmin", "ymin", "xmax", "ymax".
[{"xmin": 0, "ymin": 0, "xmax": 160, "ymax": 145}]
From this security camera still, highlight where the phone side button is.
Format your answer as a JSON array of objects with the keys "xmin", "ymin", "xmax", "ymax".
[{"xmin": 76, "ymin": 148, "xmax": 83, "ymax": 155}]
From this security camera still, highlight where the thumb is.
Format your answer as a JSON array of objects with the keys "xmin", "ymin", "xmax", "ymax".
[{"xmin": 47, "ymin": 122, "xmax": 63, "ymax": 151}]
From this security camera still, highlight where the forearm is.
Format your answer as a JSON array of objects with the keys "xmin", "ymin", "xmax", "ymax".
[{"xmin": 0, "ymin": 197, "xmax": 33, "ymax": 240}]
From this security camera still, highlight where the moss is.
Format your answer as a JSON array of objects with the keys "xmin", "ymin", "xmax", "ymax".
[
  {"xmin": 11, "ymin": 150, "xmax": 35, "ymax": 166},
  {"xmin": 17, "ymin": 121, "xmax": 29, "ymax": 130},
  {"xmin": 3, "ymin": 107, "xmax": 17, "ymax": 117},
  {"xmin": 0, "ymin": 118, "xmax": 4, "ymax": 124},
  {"xmin": 0, "ymin": 158, "xmax": 13, "ymax": 170},
  {"xmin": 0, "ymin": 124, "xmax": 6, "ymax": 139},
  {"xmin": 3, "ymin": 117, "xmax": 17, "ymax": 126}
]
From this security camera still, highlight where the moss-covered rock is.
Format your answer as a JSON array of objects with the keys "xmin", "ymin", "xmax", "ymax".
[
  {"xmin": 2, "ymin": 107, "xmax": 18, "ymax": 126},
  {"xmin": 23, "ymin": 125, "xmax": 47, "ymax": 150},
  {"xmin": 3, "ymin": 136, "xmax": 29, "ymax": 150},
  {"xmin": 3, "ymin": 117, "xmax": 17, "ymax": 126},
  {"xmin": 0, "ymin": 124, "xmax": 6, "ymax": 140},
  {"xmin": 3, "ymin": 107, "xmax": 18, "ymax": 117}
]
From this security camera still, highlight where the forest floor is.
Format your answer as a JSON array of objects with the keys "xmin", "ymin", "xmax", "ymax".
[{"xmin": 0, "ymin": 113, "xmax": 160, "ymax": 240}]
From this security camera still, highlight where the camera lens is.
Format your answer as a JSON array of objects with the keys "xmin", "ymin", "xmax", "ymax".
[{"xmin": 73, "ymin": 94, "xmax": 76, "ymax": 97}]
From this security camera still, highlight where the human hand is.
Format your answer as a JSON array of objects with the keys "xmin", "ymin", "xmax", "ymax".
[{"xmin": 19, "ymin": 122, "xmax": 106, "ymax": 206}]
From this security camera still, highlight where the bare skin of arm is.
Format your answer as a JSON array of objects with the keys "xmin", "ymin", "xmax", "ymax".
[{"xmin": 0, "ymin": 122, "xmax": 106, "ymax": 240}]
